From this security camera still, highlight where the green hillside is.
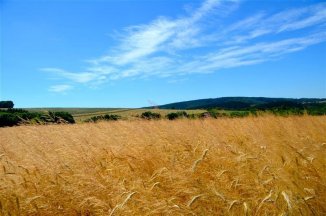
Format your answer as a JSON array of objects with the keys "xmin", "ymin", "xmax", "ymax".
[{"xmin": 154, "ymin": 97, "xmax": 326, "ymax": 110}]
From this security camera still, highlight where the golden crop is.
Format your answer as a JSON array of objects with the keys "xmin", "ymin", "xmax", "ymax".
[{"xmin": 0, "ymin": 116, "xmax": 325, "ymax": 215}]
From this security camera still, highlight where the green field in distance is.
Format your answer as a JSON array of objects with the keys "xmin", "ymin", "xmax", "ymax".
[{"xmin": 26, "ymin": 108, "xmax": 205, "ymax": 122}]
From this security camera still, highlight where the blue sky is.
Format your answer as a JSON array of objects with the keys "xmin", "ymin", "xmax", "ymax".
[{"xmin": 1, "ymin": 0, "xmax": 325, "ymax": 108}]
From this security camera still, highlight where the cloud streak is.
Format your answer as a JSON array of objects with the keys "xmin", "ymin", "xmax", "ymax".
[
  {"xmin": 179, "ymin": 32, "xmax": 326, "ymax": 73},
  {"xmin": 42, "ymin": 0, "xmax": 326, "ymax": 90},
  {"xmin": 49, "ymin": 84, "xmax": 73, "ymax": 93}
]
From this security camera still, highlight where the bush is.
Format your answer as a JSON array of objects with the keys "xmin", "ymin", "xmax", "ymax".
[
  {"xmin": 0, "ymin": 113, "xmax": 20, "ymax": 127},
  {"xmin": 19, "ymin": 111, "xmax": 42, "ymax": 120},
  {"xmin": 0, "ymin": 109, "xmax": 75, "ymax": 127},
  {"xmin": 85, "ymin": 114, "xmax": 121, "ymax": 123},
  {"xmin": 141, "ymin": 111, "xmax": 161, "ymax": 120},
  {"xmin": 49, "ymin": 112, "xmax": 75, "ymax": 123},
  {"xmin": 166, "ymin": 111, "xmax": 188, "ymax": 120},
  {"xmin": 103, "ymin": 114, "xmax": 121, "ymax": 121},
  {"xmin": 205, "ymin": 110, "xmax": 228, "ymax": 118},
  {"xmin": 187, "ymin": 113, "xmax": 196, "ymax": 119},
  {"xmin": 85, "ymin": 116, "xmax": 101, "ymax": 122},
  {"xmin": 166, "ymin": 112, "xmax": 178, "ymax": 120},
  {"xmin": 270, "ymin": 108, "xmax": 305, "ymax": 116},
  {"xmin": 199, "ymin": 112, "xmax": 212, "ymax": 118},
  {"xmin": 307, "ymin": 109, "xmax": 326, "ymax": 116},
  {"xmin": 6, "ymin": 109, "xmax": 38, "ymax": 119},
  {"xmin": 6, "ymin": 108, "xmax": 28, "ymax": 113},
  {"xmin": 206, "ymin": 110, "xmax": 218, "ymax": 118},
  {"xmin": 229, "ymin": 111, "xmax": 250, "ymax": 118},
  {"xmin": 249, "ymin": 110, "xmax": 258, "ymax": 116}
]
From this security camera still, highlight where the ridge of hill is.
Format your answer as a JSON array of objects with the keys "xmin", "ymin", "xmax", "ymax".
[{"xmin": 153, "ymin": 97, "xmax": 326, "ymax": 110}]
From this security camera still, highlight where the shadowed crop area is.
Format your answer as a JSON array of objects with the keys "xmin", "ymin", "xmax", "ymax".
[{"xmin": 0, "ymin": 116, "xmax": 325, "ymax": 215}]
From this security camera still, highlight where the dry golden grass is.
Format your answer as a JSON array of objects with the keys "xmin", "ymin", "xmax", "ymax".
[{"xmin": 0, "ymin": 116, "xmax": 325, "ymax": 215}]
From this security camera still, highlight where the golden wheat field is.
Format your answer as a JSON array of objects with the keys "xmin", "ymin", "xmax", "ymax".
[{"xmin": 0, "ymin": 116, "xmax": 325, "ymax": 215}]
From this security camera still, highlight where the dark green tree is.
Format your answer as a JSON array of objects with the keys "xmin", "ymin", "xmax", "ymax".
[{"xmin": 0, "ymin": 101, "xmax": 14, "ymax": 108}]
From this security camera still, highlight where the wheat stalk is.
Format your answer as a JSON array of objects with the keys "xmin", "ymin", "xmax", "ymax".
[
  {"xmin": 256, "ymin": 190, "xmax": 273, "ymax": 214},
  {"xmin": 228, "ymin": 200, "xmax": 240, "ymax": 211},
  {"xmin": 187, "ymin": 194, "xmax": 203, "ymax": 207},
  {"xmin": 191, "ymin": 149, "xmax": 209, "ymax": 172},
  {"xmin": 281, "ymin": 191, "xmax": 291, "ymax": 210},
  {"xmin": 109, "ymin": 191, "xmax": 136, "ymax": 216},
  {"xmin": 243, "ymin": 202, "xmax": 248, "ymax": 216}
]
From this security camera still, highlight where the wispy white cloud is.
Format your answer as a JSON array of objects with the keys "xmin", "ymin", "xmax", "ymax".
[
  {"xmin": 43, "ymin": 0, "xmax": 326, "ymax": 89},
  {"xmin": 91, "ymin": 0, "xmax": 227, "ymax": 66},
  {"xmin": 42, "ymin": 68, "xmax": 107, "ymax": 83},
  {"xmin": 226, "ymin": 3, "xmax": 326, "ymax": 43},
  {"xmin": 178, "ymin": 32, "xmax": 326, "ymax": 73},
  {"xmin": 49, "ymin": 84, "xmax": 73, "ymax": 93}
]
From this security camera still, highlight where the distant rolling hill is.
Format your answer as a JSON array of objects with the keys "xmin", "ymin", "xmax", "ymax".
[{"xmin": 151, "ymin": 97, "xmax": 326, "ymax": 110}]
